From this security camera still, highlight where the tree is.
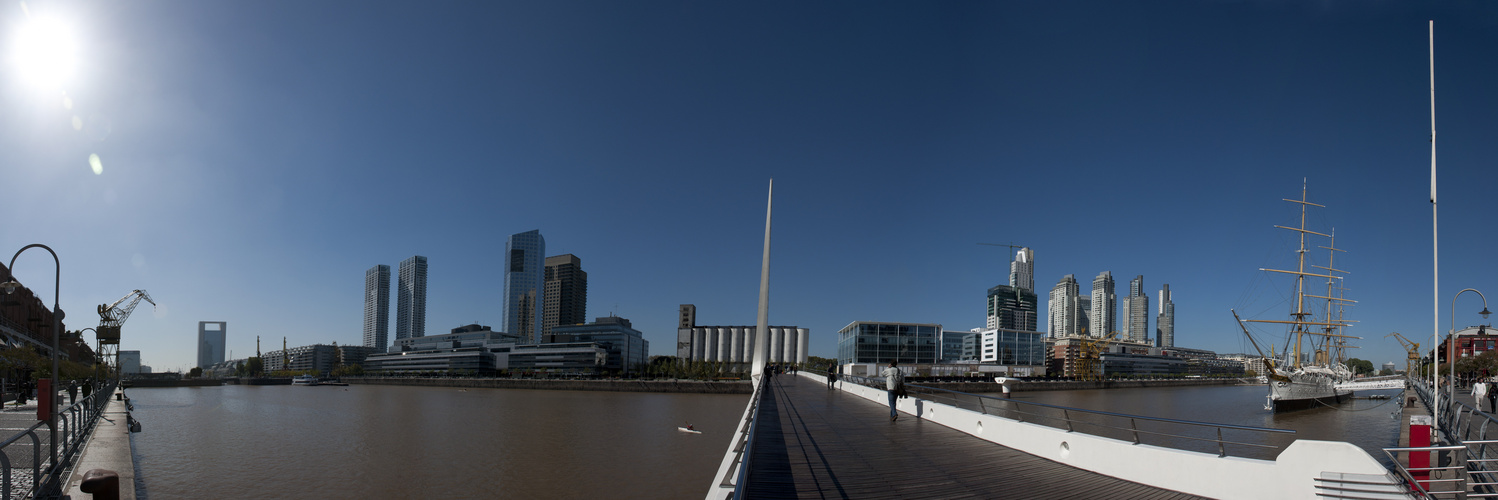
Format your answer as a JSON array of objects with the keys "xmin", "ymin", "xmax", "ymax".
[
  {"xmin": 188, "ymin": 367, "xmax": 203, "ymax": 378},
  {"xmin": 1344, "ymin": 358, "xmax": 1375, "ymax": 376},
  {"xmin": 244, "ymin": 357, "xmax": 264, "ymax": 377},
  {"xmin": 1379, "ymin": 368, "xmax": 1395, "ymax": 376}
]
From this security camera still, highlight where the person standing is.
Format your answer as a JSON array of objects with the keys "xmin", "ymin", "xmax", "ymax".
[
  {"xmin": 826, "ymin": 362, "xmax": 838, "ymax": 390},
  {"xmin": 881, "ymin": 361, "xmax": 904, "ymax": 422},
  {"xmin": 1475, "ymin": 381, "xmax": 1489, "ymax": 412},
  {"xmin": 1488, "ymin": 377, "xmax": 1498, "ymax": 414}
]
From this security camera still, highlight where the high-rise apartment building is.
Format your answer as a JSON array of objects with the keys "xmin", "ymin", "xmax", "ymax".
[
  {"xmin": 542, "ymin": 254, "xmax": 587, "ymax": 341},
  {"xmin": 1010, "ymin": 247, "xmax": 1035, "ymax": 292},
  {"xmin": 363, "ymin": 264, "xmax": 390, "ymax": 350},
  {"xmin": 396, "ymin": 256, "xmax": 428, "ymax": 340},
  {"xmin": 1121, "ymin": 275, "xmax": 1150, "ymax": 343},
  {"xmin": 986, "ymin": 284, "xmax": 1038, "ymax": 331},
  {"xmin": 503, "ymin": 230, "xmax": 546, "ymax": 343},
  {"xmin": 1157, "ymin": 284, "xmax": 1175, "ymax": 348},
  {"xmin": 197, "ymin": 321, "xmax": 226, "ymax": 369},
  {"xmin": 1048, "ymin": 275, "xmax": 1082, "ymax": 337},
  {"xmin": 1090, "ymin": 271, "xmax": 1116, "ymax": 338}
]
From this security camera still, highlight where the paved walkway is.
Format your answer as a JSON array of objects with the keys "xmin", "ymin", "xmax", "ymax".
[{"xmin": 743, "ymin": 375, "xmax": 1205, "ymax": 500}]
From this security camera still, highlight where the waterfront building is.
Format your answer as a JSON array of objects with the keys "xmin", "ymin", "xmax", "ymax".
[
  {"xmin": 363, "ymin": 264, "xmax": 390, "ymax": 350},
  {"xmin": 1121, "ymin": 275, "xmax": 1149, "ymax": 343},
  {"xmin": 396, "ymin": 256, "xmax": 428, "ymax": 340},
  {"xmin": 365, "ymin": 324, "xmax": 606, "ymax": 376},
  {"xmin": 549, "ymin": 316, "xmax": 648, "ymax": 375},
  {"xmin": 675, "ymin": 305, "xmax": 808, "ymax": 367},
  {"xmin": 120, "ymin": 350, "xmax": 141, "ymax": 375},
  {"xmin": 541, "ymin": 254, "xmax": 587, "ymax": 341},
  {"xmin": 1047, "ymin": 275, "xmax": 1082, "ymax": 337},
  {"xmin": 986, "ymin": 285, "xmax": 1038, "ymax": 331},
  {"xmin": 1077, "ymin": 297, "xmax": 1091, "ymax": 335},
  {"xmin": 1010, "ymin": 247, "xmax": 1034, "ymax": 292},
  {"xmin": 836, "ymin": 321, "xmax": 940, "ymax": 365},
  {"xmin": 1090, "ymin": 271, "xmax": 1116, "ymax": 338},
  {"xmin": 1440, "ymin": 325, "xmax": 1498, "ymax": 361},
  {"xmin": 1382, "ymin": 361, "xmax": 1397, "ymax": 373},
  {"xmin": 261, "ymin": 344, "xmax": 383, "ymax": 375},
  {"xmin": 941, "ymin": 329, "xmax": 976, "ymax": 362},
  {"xmin": 1221, "ymin": 353, "xmax": 1270, "ymax": 376},
  {"xmin": 1156, "ymin": 284, "xmax": 1175, "ymax": 348},
  {"xmin": 503, "ymin": 230, "xmax": 546, "ymax": 344},
  {"xmin": 338, "ymin": 345, "xmax": 382, "ymax": 368},
  {"xmin": 197, "ymin": 321, "xmax": 226, "ymax": 369},
  {"xmin": 974, "ymin": 328, "xmax": 1047, "ymax": 373}
]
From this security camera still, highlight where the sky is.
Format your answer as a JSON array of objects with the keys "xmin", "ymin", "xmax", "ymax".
[{"xmin": 4, "ymin": 1, "xmax": 1498, "ymax": 372}]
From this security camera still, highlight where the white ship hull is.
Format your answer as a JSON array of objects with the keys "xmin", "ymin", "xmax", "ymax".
[{"xmin": 1268, "ymin": 368, "xmax": 1352, "ymax": 412}]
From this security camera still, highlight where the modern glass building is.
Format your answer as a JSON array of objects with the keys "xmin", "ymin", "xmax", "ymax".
[
  {"xmin": 1090, "ymin": 271, "xmax": 1115, "ymax": 338},
  {"xmin": 976, "ymin": 328, "xmax": 1046, "ymax": 367},
  {"xmin": 396, "ymin": 256, "xmax": 428, "ymax": 339},
  {"xmin": 549, "ymin": 316, "xmax": 648, "ymax": 375},
  {"xmin": 940, "ymin": 330, "xmax": 975, "ymax": 362},
  {"xmin": 363, "ymin": 264, "xmax": 390, "ymax": 350},
  {"xmin": 1121, "ymin": 275, "xmax": 1149, "ymax": 343},
  {"xmin": 837, "ymin": 322, "xmax": 941, "ymax": 365},
  {"xmin": 503, "ymin": 230, "xmax": 545, "ymax": 343},
  {"xmin": 197, "ymin": 321, "xmax": 226, "ymax": 369},
  {"xmin": 986, "ymin": 285, "xmax": 1038, "ymax": 331},
  {"xmin": 541, "ymin": 254, "xmax": 587, "ymax": 340},
  {"xmin": 1156, "ymin": 284, "xmax": 1175, "ymax": 348}
]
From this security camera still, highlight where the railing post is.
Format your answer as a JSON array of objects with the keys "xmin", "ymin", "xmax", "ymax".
[
  {"xmin": 1130, "ymin": 418, "xmax": 1140, "ymax": 445},
  {"xmin": 1062, "ymin": 409, "xmax": 1073, "ymax": 432},
  {"xmin": 1217, "ymin": 427, "xmax": 1225, "ymax": 457},
  {"xmin": 1458, "ymin": 446, "xmax": 1470, "ymax": 500}
]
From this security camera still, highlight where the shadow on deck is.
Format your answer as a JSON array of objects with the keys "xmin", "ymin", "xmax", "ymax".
[{"xmin": 743, "ymin": 374, "xmax": 1206, "ymax": 500}]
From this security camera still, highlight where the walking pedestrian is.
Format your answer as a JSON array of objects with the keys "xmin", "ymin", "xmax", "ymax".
[
  {"xmin": 1487, "ymin": 377, "xmax": 1498, "ymax": 414},
  {"xmin": 67, "ymin": 381, "xmax": 77, "ymax": 406},
  {"xmin": 826, "ymin": 363, "xmax": 838, "ymax": 390},
  {"xmin": 881, "ymin": 361, "xmax": 904, "ymax": 422}
]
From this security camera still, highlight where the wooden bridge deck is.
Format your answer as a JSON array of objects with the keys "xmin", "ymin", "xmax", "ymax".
[{"xmin": 743, "ymin": 374, "xmax": 1206, "ymax": 500}]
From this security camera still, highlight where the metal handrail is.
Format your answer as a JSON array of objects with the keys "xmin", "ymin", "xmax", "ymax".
[
  {"xmin": 0, "ymin": 379, "xmax": 119, "ymax": 499},
  {"xmin": 714, "ymin": 372, "xmax": 769, "ymax": 499},
  {"xmin": 837, "ymin": 373, "xmax": 1294, "ymax": 458}
]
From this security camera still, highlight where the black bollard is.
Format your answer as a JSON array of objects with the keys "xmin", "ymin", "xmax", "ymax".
[{"xmin": 79, "ymin": 469, "xmax": 119, "ymax": 500}]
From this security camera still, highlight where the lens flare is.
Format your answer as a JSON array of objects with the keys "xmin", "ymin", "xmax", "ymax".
[
  {"xmin": 71, "ymin": 116, "xmax": 82, "ymax": 130},
  {"xmin": 88, "ymin": 153, "xmax": 101, "ymax": 175}
]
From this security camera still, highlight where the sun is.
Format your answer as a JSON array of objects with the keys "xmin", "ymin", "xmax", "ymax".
[{"xmin": 12, "ymin": 16, "xmax": 78, "ymax": 90}]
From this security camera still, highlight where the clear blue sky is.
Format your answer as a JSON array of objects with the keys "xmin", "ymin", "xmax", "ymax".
[{"xmin": 4, "ymin": 1, "xmax": 1498, "ymax": 372}]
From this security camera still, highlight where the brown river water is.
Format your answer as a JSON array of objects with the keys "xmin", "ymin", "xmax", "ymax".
[{"xmin": 127, "ymin": 384, "xmax": 747, "ymax": 499}]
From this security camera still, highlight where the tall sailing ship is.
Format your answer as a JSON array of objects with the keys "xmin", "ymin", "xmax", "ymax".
[{"xmin": 1233, "ymin": 183, "xmax": 1359, "ymax": 412}]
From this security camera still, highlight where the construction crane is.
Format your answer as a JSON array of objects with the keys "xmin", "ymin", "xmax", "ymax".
[
  {"xmin": 1076, "ymin": 330, "xmax": 1121, "ymax": 381},
  {"xmin": 1386, "ymin": 332, "xmax": 1422, "ymax": 377},
  {"xmin": 96, "ymin": 290, "xmax": 156, "ymax": 372}
]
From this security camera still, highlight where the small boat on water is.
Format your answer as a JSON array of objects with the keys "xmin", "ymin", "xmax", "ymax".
[
  {"xmin": 292, "ymin": 375, "xmax": 319, "ymax": 386},
  {"xmin": 677, "ymin": 427, "xmax": 702, "ymax": 434}
]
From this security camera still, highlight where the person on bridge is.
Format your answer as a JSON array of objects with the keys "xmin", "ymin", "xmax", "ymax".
[
  {"xmin": 1488, "ymin": 377, "xmax": 1498, "ymax": 413},
  {"xmin": 882, "ymin": 361, "xmax": 904, "ymax": 422}
]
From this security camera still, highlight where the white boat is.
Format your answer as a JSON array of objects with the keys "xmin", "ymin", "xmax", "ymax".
[
  {"xmin": 1233, "ymin": 182, "xmax": 1358, "ymax": 412},
  {"xmin": 677, "ymin": 427, "xmax": 701, "ymax": 434},
  {"xmin": 292, "ymin": 375, "xmax": 319, "ymax": 386}
]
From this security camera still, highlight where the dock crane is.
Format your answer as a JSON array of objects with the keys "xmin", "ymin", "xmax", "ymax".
[
  {"xmin": 97, "ymin": 290, "xmax": 156, "ymax": 373},
  {"xmin": 1077, "ymin": 330, "xmax": 1121, "ymax": 381},
  {"xmin": 1386, "ymin": 332, "xmax": 1422, "ymax": 377}
]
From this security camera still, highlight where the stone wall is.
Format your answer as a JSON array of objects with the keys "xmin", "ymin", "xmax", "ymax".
[{"xmin": 343, "ymin": 377, "xmax": 753, "ymax": 394}]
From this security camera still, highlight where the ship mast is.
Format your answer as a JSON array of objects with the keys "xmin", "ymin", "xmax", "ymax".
[
  {"xmin": 1245, "ymin": 181, "xmax": 1353, "ymax": 369},
  {"xmin": 1310, "ymin": 230, "xmax": 1359, "ymax": 366}
]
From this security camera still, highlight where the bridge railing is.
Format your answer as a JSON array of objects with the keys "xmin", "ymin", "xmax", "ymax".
[
  {"xmin": 0, "ymin": 379, "xmax": 118, "ymax": 500},
  {"xmin": 706, "ymin": 372, "xmax": 768, "ymax": 500},
  {"xmin": 838, "ymin": 373, "xmax": 1295, "ymax": 459},
  {"xmin": 1394, "ymin": 376, "xmax": 1498, "ymax": 498}
]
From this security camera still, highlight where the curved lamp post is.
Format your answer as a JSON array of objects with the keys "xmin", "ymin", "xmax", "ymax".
[
  {"xmin": 0, "ymin": 244, "xmax": 62, "ymax": 482},
  {"xmin": 1448, "ymin": 288, "xmax": 1492, "ymax": 428}
]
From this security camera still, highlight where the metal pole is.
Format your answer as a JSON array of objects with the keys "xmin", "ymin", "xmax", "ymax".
[
  {"xmin": 752, "ymin": 179, "xmax": 773, "ymax": 378},
  {"xmin": 1450, "ymin": 289, "xmax": 1490, "ymax": 422},
  {"xmin": 1430, "ymin": 19, "xmax": 1440, "ymax": 437},
  {"xmin": 6, "ymin": 244, "xmax": 61, "ymax": 486}
]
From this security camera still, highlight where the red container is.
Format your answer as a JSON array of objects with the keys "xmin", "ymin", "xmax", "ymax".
[{"xmin": 1409, "ymin": 414, "xmax": 1432, "ymax": 489}]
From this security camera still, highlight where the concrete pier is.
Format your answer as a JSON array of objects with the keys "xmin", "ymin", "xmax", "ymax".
[{"xmin": 63, "ymin": 389, "xmax": 136, "ymax": 500}]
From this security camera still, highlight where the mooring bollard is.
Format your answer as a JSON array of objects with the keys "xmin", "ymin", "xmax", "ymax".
[{"xmin": 79, "ymin": 469, "xmax": 119, "ymax": 500}]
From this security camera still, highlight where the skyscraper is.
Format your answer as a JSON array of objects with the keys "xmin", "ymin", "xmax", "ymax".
[
  {"xmin": 986, "ymin": 284, "xmax": 1038, "ymax": 331},
  {"xmin": 542, "ymin": 254, "xmax": 587, "ymax": 341},
  {"xmin": 396, "ymin": 255, "xmax": 428, "ymax": 340},
  {"xmin": 1090, "ymin": 271, "xmax": 1115, "ymax": 338},
  {"xmin": 363, "ymin": 264, "xmax": 390, "ymax": 350},
  {"xmin": 197, "ymin": 321, "xmax": 226, "ymax": 369},
  {"xmin": 504, "ymin": 230, "xmax": 546, "ymax": 343},
  {"xmin": 1157, "ymin": 284, "xmax": 1175, "ymax": 348},
  {"xmin": 1048, "ymin": 274, "xmax": 1082, "ymax": 337},
  {"xmin": 1121, "ymin": 275, "xmax": 1149, "ymax": 343},
  {"xmin": 1010, "ymin": 247, "xmax": 1034, "ymax": 292}
]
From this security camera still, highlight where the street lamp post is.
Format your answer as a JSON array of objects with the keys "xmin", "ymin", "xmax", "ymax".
[
  {"xmin": 1, "ymin": 244, "xmax": 62, "ymax": 485},
  {"xmin": 1449, "ymin": 288, "xmax": 1492, "ymax": 429}
]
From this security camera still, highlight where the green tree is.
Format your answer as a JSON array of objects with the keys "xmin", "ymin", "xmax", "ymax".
[
  {"xmin": 1379, "ymin": 368, "xmax": 1395, "ymax": 376},
  {"xmin": 1344, "ymin": 358, "xmax": 1375, "ymax": 376},
  {"xmin": 188, "ymin": 367, "xmax": 203, "ymax": 378}
]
